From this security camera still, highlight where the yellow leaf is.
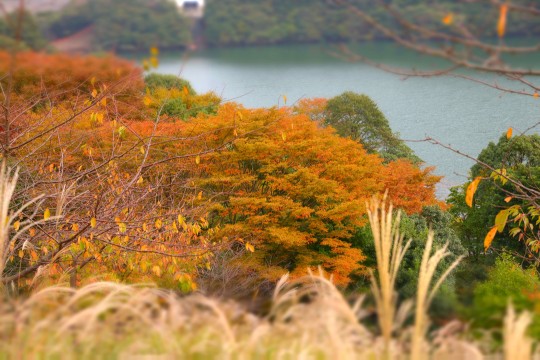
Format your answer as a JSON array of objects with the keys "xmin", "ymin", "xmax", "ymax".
[
  {"xmin": 91, "ymin": 89, "xmax": 98, "ymax": 98},
  {"xmin": 197, "ymin": 191, "xmax": 203, "ymax": 200},
  {"xmin": 150, "ymin": 46, "xmax": 159, "ymax": 56},
  {"xmin": 195, "ymin": 155, "xmax": 201, "ymax": 165},
  {"xmin": 44, "ymin": 208, "xmax": 51, "ymax": 220},
  {"xmin": 90, "ymin": 77, "xmax": 96, "ymax": 86},
  {"xmin": 18, "ymin": 250, "xmax": 24, "ymax": 258},
  {"xmin": 245, "ymin": 242, "xmax": 255, "ymax": 253},
  {"xmin": 143, "ymin": 96, "xmax": 153, "ymax": 107},
  {"xmin": 504, "ymin": 196, "xmax": 512, "ymax": 203},
  {"xmin": 183, "ymin": 86, "xmax": 189, "ymax": 96},
  {"xmin": 178, "ymin": 215, "xmax": 185, "ymax": 225},
  {"xmin": 137, "ymin": 176, "xmax": 144, "ymax": 185},
  {"xmin": 234, "ymin": 128, "xmax": 238, "ymax": 137},
  {"xmin": 150, "ymin": 57, "xmax": 159, "ymax": 68},
  {"xmin": 72, "ymin": 223, "xmax": 79, "ymax": 232},
  {"xmin": 13, "ymin": 221, "xmax": 20, "ymax": 231},
  {"xmin": 494, "ymin": 209, "xmax": 509, "ymax": 232},
  {"xmin": 140, "ymin": 146, "xmax": 146, "ymax": 155},
  {"xmin": 96, "ymin": 113, "xmax": 104, "ymax": 124},
  {"xmin": 442, "ymin": 13, "xmax": 453, "ymax": 25},
  {"xmin": 118, "ymin": 222, "xmax": 127, "ymax": 233},
  {"xmin": 484, "ymin": 226, "xmax": 498, "ymax": 251},
  {"xmin": 29, "ymin": 228, "xmax": 36, "ymax": 236},
  {"xmin": 506, "ymin": 127, "xmax": 513, "ymax": 139},
  {"xmin": 90, "ymin": 217, "xmax": 97, "ymax": 228},
  {"xmin": 283, "ymin": 95, "xmax": 287, "ymax": 104},
  {"xmin": 465, "ymin": 177, "xmax": 482, "ymax": 207},
  {"xmin": 101, "ymin": 97, "xmax": 107, "ymax": 106},
  {"xmin": 281, "ymin": 132, "xmax": 287, "ymax": 141},
  {"xmin": 497, "ymin": 4, "xmax": 508, "ymax": 38},
  {"xmin": 152, "ymin": 265, "xmax": 162, "ymax": 277},
  {"xmin": 142, "ymin": 223, "xmax": 148, "ymax": 232},
  {"xmin": 142, "ymin": 60, "xmax": 150, "ymax": 71},
  {"xmin": 155, "ymin": 218, "xmax": 163, "ymax": 229}
]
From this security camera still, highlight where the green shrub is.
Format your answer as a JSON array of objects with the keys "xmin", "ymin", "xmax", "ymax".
[
  {"xmin": 145, "ymin": 73, "xmax": 196, "ymax": 94},
  {"xmin": 470, "ymin": 254, "xmax": 540, "ymax": 338},
  {"xmin": 161, "ymin": 98, "xmax": 188, "ymax": 118}
]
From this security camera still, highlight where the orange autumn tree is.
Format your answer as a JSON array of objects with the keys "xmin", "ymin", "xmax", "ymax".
[
  {"xmin": 293, "ymin": 97, "xmax": 328, "ymax": 122},
  {"xmin": 184, "ymin": 103, "xmax": 441, "ymax": 285},
  {"xmin": 383, "ymin": 159, "xmax": 442, "ymax": 214},
  {"xmin": 0, "ymin": 51, "xmax": 222, "ymax": 289},
  {"xmin": 1, "ymin": 49, "xmax": 441, "ymax": 289}
]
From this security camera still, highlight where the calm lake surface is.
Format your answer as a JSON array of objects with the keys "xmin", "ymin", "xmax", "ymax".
[{"xmin": 147, "ymin": 43, "xmax": 540, "ymax": 198}]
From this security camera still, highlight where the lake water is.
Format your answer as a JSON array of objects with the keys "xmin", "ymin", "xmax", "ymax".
[{"xmin": 149, "ymin": 43, "xmax": 540, "ymax": 198}]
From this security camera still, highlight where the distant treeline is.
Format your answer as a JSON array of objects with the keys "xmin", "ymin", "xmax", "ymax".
[
  {"xmin": 0, "ymin": 0, "xmax": 192, "ymax": 52},
  {"xmin": 205, "ymin": 0, "xmax": 540, "ymax": 46},
  {"xmin": 1, "ymin": 0, "xmax": 539, "ymax": 51}
]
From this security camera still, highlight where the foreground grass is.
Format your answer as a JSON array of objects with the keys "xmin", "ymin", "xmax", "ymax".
[
  {"xmin": 0, "ymin": 273, "xmax": 535, "ymax": 359},
  {"xmin": 0, "ymin": 169, "xmax": 535, "ymax": 359}
]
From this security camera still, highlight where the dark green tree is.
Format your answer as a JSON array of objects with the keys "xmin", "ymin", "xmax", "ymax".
[
  {"xmin": 448, "ymin": 133, "xmax": 540, "ymax": 309},
  {"xmin": 324, "ymin": 92, "xmax": 421, "ymax": 164},
  {"xmin": 448, "ymin": 133, "xmax": 540, "ymax": 258}
]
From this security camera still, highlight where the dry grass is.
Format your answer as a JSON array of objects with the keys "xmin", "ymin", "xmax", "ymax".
[
  {"xmin": 0, "ymin": 272, "xmax": 535, "ymax": 359},
  {"xmin": 0, "ymin": 270, "xmax": 537, "ymax": 359},
  {"xmin": 411, "ymin": 229, "xmax": 463, "ymax": 360},
  {"xmin": 366, "ymin": 195, "xmax": 411, "ymax": 352},
  {"xmin": 0, "ymin": 162, "xmax": 58, "ymax": 288},
  {"xmin": 0, "ymin": 192, "xmax": 537, "ymax": 359},
  {"xmin": 504, "ymin": 303, "xmax": 533, "ymax": 360}
]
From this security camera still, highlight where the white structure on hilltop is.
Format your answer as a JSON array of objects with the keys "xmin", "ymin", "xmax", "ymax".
[
  {"xmin": 175, "ymin": 0, "xmax": 205, "ymax": 9},
  {"xmin": 174, "ymin": 0, "xmax": 205, "ymax": 18}
]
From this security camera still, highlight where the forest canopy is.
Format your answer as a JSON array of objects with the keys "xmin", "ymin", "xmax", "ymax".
[
  {"xmin": 2, "ymin": 0, "xmax": 539, "ymax": 51},
  {"xmin": 41, "ymin": 0, "xmax": 192, "ymax": 51},
  {"xmin": 204, "ymin": 0, "xmax": 540, "ymax": 46}
]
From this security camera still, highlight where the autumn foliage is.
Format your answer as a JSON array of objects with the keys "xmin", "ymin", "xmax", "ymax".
[
  {"xmin": 0, "ymin": 51, "xmax": 143, "ymax": 98},
  {"xmin": 1, "ymin": 51, "xmax": 442, "ymax": 290},
  {"xmin": 178, "ymin": 104, "xmax": 439, "ymax": 284}
]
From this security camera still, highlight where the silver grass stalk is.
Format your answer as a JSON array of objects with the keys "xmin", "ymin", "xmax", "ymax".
[
  {"xmin": 366, "ymin": 194, "xmax": 411, "ymax": 353},
  {"xmin": 410, "ymin": 230, "xmax": 463, "ymax": 360},
  {"xmin": 504, "ymin": 303, "xmax": 532, "ymax": 360},
  {"xmin": 0, "ymin": 162, "xmax": 55, "ymax": 287},
  {"xmin": 0, "ymin": 164, "xmax": 19, "ymax": 282}
]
